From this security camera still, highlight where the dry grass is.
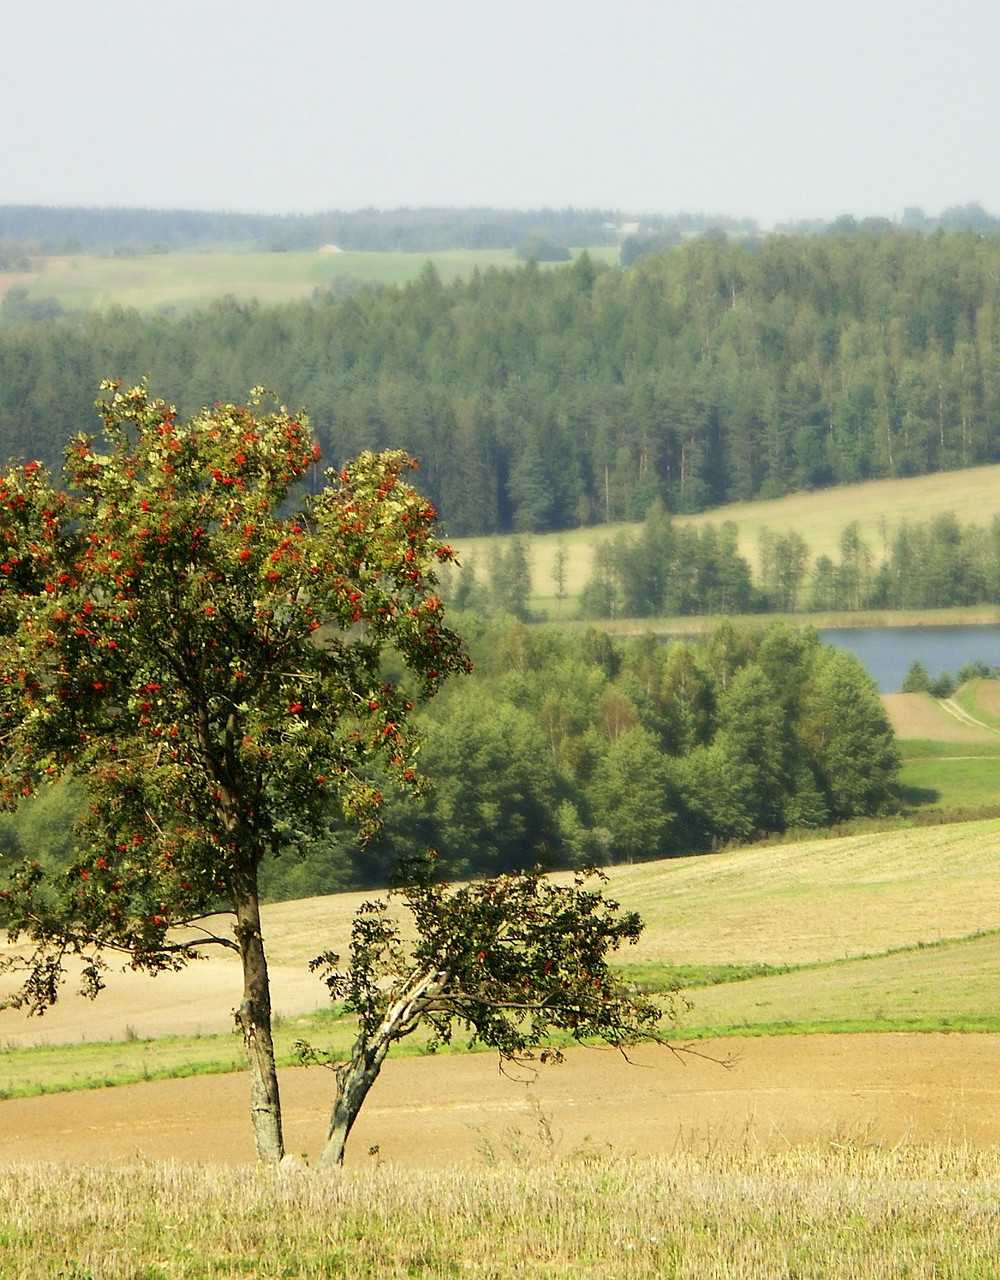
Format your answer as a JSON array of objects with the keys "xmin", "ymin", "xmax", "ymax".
[
  {"xmin": 455, "ymin": 462, "xmax": 1000, "ymax": 605},
  {"xmin": 0, "ymin": 1147, "xmax": 997, "ymax": 1278},
  {"xmin": 253, "ymin": 819, "xmax": 1000, "ymax": 971},
  {"xmin": 882, "ymin": 692, "xmax": 998, "ymax": 743},
  {"xmin": 6, "ymin": 817, "xmax": 1000, "ymax": 1054}
]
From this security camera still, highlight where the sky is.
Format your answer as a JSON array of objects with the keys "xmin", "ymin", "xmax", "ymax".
[{"xmin": 2, "ymin": 0, "xmax": 998, "ymax": 225}]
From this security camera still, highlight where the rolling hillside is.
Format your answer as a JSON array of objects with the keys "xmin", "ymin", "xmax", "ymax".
[
  {"xmin": 4, "ymin": 817, "xmax": 999, "ymax": 1069},
  {"xmin": 455, "ymin": 462, "xmax": 1000, "ymax": 607},
  {"xmin": 887, "ymin": 682, "xmax": 1000, "ymax": 812}
]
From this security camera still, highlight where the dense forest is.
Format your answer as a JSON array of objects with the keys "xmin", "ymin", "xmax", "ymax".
[
  {"xmin": 3, "ymin": 230, "xmax": 1000, "ymax": 537},
  {"xmin": 0, "ymin": 621, "xmax": 898, "ymax": 900}
]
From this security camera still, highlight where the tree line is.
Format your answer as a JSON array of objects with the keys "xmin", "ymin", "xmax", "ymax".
[
  {"xmin": 4, "ymin": 200, "xmax": 994, "ymax": 256},
  {"xmin": 0, "ymin": 618, "xmax": 898, "ymax": 902},
  {"xmin": 443, "ymin": 508, "xmax": 1000, "ymax": 622},
  {"xmin": 577, "ymin": 507, "xmax": 1000, "ymax": 618},
  {"xmin": 256, "ymin": 620, "xmax": 902, "ymax": 896},
  {"xmin": 0, "ymin": 205, "xmax": 622, "ymax": 254},
  {"xmin": 4, "ymin": 230, "xmax": 1000, "ymax": 536}
]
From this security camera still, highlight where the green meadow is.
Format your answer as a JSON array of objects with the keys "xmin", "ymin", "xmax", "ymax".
[{"xmin": 0, "ymin": 246, "xmax": 618, "ymax": 313}]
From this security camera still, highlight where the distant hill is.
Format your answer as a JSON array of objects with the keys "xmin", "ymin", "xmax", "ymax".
[
  {"xmin": 5, "ymin": 230, "xmax": 1000, "ymax": 543},
  {"xmin": 0, "ymin": 205, "xmax": 626, "ymax": 254}
]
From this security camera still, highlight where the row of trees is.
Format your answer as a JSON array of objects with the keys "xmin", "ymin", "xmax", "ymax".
[
  {"xmin": 4, "ymin": 231, "xmax": 1000, "ymax": 534},
  {"xmin": 253, "ymin": 619, "xmax": 900, "ymax": 899},
  {"xmin": 0, "ymin": 206, "xmax": 622, "ymax": 254},
  {"xmin": 5, "ymin": 201, "xmax": 994, "ymax": 257},
  {"xmin": 901, "ymin": 659, "xmax": 1000, "ymax": 699},
  {"xmin": 445, "ymin": 509, "xmax": 1000, "ymax": 623},
  {"xmin": 582, "ymin": 508, "xmax": 1000, "ymax": 619}
]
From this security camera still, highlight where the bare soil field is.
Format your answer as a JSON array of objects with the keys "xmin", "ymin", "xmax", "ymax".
[{"xmin": 2, "ymin": 1033, "xmax": 996, "ymax": 1168}]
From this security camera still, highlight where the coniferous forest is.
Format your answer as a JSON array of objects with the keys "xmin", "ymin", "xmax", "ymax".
[{"xmin": 3, "ymin": 229, "xmax": 1000, "ymax": 537}]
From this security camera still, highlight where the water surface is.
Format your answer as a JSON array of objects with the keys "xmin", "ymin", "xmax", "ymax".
[{"xmin": 818, "ymin": 625, "xmax": 1000, "ymax": 692}]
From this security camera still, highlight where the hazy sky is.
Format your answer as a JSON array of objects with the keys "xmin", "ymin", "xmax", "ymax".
[{"xmin": 3, "ymin": 0, "xmax": 998, "ymax": 224}]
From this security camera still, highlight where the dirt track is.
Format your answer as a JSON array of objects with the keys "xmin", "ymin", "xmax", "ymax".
[{"xmin": 2, "ymin": 1034, "xmax": 997, "ymax": 1168}]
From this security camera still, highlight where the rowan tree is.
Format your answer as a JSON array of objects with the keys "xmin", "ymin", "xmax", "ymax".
[{"xmin": 0, "ymin": 381, "xmax": 470, "ymax": 1162}]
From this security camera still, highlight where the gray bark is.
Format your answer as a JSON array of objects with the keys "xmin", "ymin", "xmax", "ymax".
[
  {"xmin": 234, "ymin": 890, "xmax": 284, "ymax": 1163},
  {"xmin": 319, "ymin": 1038, "xmax": 391, "ymax": 1168},
  {"xmin": 318, "ymin": 968, "xmax": 447, "ymax": 1167}
]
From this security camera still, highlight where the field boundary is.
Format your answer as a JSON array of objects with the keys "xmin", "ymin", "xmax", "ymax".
[{"xmin": 5, "ymin": 928, "xmax": 999, "ymax": 1102}]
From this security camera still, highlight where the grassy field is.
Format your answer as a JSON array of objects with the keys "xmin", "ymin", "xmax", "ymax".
[
  {"xmin": 0, "ymin": 246, "xmax": 618, "ymax": 313},
  {"xmin": 5, "ymin": 816, "xmax": 1000, "ymax": 1098},
  {"xmin": 454, "ymin": 462, "xmax": 1000, "ymax": 612},
  {"xmin": 898, "ymin": 756, "xmax": 1000, "ymax": 810},
  {"xmin": 0, "ymin": 1148, "xmax": 997, "ymax": 1278},
  {"xmin": 884, "ymin": 683, "xmax": 1000, "ymax": 811},
  {"xmin": 956, "ymin": 676, "xmax": 1000, "ymax": 728}
]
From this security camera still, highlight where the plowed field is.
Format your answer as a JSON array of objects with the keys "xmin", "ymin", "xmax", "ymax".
[{"xmin": 2, "ymin": 1033, "xmax": 997, "ymax": 1167}]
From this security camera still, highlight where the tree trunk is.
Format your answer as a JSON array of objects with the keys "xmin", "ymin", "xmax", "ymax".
[
  {"xmin": 318, "ymin": 1038, "xmax": 390, "ymax": 1168},
  {"xmin": 234, "ymin": 888, "xmax": 284, "ymax": 1163}
]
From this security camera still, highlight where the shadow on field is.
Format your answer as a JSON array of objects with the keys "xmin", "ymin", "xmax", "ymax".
[{"xmin": 896, "ymin": 783, "xmax": 940, "ymax": 807}]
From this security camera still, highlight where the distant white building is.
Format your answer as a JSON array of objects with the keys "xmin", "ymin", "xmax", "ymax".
[{"xmin": 318, "ymin": 243, "xmax": 344, "ymax": 254}]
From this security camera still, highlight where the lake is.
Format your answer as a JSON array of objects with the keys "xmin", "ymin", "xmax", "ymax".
[{"xmin": 819, "ymin": 625, "xmax": 1000, "ymax": 692}]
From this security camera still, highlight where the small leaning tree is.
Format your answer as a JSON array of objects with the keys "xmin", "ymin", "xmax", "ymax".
[{"xmin": 304, "ymin": 855, "xmax": 671, "ymax": 1167}]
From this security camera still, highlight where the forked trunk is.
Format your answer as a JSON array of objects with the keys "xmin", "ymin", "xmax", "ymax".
[
  {"xmin": 317, "ymin": 969, "xmax": 446, "ymax": 1167},
  {"xmin": 234, "ymin": 889, "xmax": 284, "ymax": 1163},
  {"xmin": 318, "ymin": 1037, "xmax": 390, "ymax": 1167}
]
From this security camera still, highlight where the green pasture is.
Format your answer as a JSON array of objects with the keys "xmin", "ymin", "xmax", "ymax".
[
  {"xmin": 890, "ymin": 682, "xmax": 1000, "ymax": 812},
  {"xmin": 898, "ymin": 755, "xmax": 1000, "ymax": 810},
  {"xmin": 2, "ymin": 246, "xmax": 617, "ymax": 313}
]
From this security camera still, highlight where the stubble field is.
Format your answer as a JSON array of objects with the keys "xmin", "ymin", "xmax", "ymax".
[
  {"xmin": 3, "ymin": 1143, "xmax": 998, "ymax": 1279},
  {"xmin": 3, "ymin": 818, "xmax": 1000, "ymax": 1274}
]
